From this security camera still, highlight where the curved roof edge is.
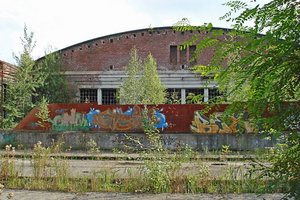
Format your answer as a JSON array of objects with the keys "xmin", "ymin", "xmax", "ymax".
[{"xmin": 37, "ymin": 26, "xmax": 232, "ymax": 61}]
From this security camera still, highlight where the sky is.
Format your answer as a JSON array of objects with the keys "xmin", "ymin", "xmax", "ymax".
[{"xmin": 0, "ymin": 0, "xmax": 270, "ymax": 64}]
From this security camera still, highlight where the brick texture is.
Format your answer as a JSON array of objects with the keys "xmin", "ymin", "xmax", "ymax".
[{"xmin": 60, "ymin": 27, "xmax": 225, "ymax": 71}]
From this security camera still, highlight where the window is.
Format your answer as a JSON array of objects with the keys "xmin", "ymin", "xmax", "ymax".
[
  {"xmin": 102, "ymin": 89, "xmax": 117, "ymax": 104},
  {"xmin": 170, "ymin": 45, "xmax": 177, "ymax": 65},
  {"xmin": 189, "ymin": 45, "xmax": 196, "ymax": 66},
  {"xmin": 208, "ymin": 88, "xmax": 222, "ymax": 101},
  {"xmin": 180, "ymin": 46, "xmax": 187, "ymax": 64},
  {"xmin": 166, "ymin": 88, "xmax": 181, "ymax": 104},
  {"xmin": 80, "ymin": 89, "xmax": 97, "ymax": 103},
  {"xmin": 186, "ymin": 88, "xmax": 204, "ymax": 104}
]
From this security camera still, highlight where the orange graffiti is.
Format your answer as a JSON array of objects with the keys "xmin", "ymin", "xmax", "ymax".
[
  {"xmin": 93, "ymin": 105, "xmax": 143, "ymax": 131},
  {"xmin": 190, "ymin": 112, "xmax": 238, "ymax": 134}
]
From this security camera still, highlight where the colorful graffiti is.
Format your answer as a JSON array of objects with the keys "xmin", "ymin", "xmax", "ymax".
[
  {"xmin": 190, "ymin": 112, "xmax": 240, "ymax": 134},
  {"xmin": 49, "ymin": 105, "xmax": 168, "ymax": 132},
  {"xmin": 190, "ymin": 111, "xmax": 256, "ymax": 134},
  {"xmin": 51, "ymin": 109, "xmax": 89, "ymax": 131}
]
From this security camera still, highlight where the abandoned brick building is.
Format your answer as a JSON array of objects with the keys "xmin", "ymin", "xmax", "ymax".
[
  {"xmin": 57, "ymin": 27, "xmax": 223, "ymax": 104},
  {"xmin": 0, "ymin": 60, "xmax": 18, "ymax": 118}
]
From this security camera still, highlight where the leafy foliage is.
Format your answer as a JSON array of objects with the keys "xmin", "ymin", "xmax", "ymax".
[
  {"xmin": 35, "ymin": 51, "xmax": 74, "ymax": 103},
  {"xmin": 174, "ymin": 0, "xmax": 300, "ymax": 198},
  {"xmin": 119, "ymin": 47, "xmax": 143, "ymax": 104},
  {"xmin": 120, "ymin": 48, "xmax": 166, "ymax": 104},
  {"xmin": 3, "ymin": 26, "xmax": 46, "ymax": 128},
  {"xmin": 3, "ymin": 26, "xmax": 74, "ymax": 129},
  {"xmin": 140, "ymin": 54, "xmax": 166, "ymax": 104},
  {"xmin": 35, "ymin": 96, "xmax": 50, "ymax": 129}
]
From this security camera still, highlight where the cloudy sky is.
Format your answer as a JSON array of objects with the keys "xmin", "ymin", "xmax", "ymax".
[{"xmin": 0, "ymin": 0, "xmax": 270, "ymax": 64}]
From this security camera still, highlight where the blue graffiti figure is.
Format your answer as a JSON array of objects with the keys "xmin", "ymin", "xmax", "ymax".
[
  {"xmin": 154, "ymin": 109, "xmax": 168, "ymax": 130},
  {"xmin": 86, "ymin": 108, "xmax": 100, "ymax": 128},
  {"xmin": 123, "ymin": 107, "xmax": 134, "ymax": 116}
]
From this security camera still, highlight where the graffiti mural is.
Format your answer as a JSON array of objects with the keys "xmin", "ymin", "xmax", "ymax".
[
  {"xmin": 190, "ymin": 112, "xmax": 240, "ymax": 134},
  {"xmin": 92, "ymin": 106, "xmax": 143, "ymax": 131},
  {"xmin": 50, "ymin": 109, "xmax": 89, "ymax": 131},
  {"xmin": 48, "ymin": 105, "xmax": 168, "ymax": 132}
]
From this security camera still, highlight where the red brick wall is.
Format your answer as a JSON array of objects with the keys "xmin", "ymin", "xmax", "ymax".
[{"xmin": 60, "ymin": 27, "xmax": 224, "ymax": 71}]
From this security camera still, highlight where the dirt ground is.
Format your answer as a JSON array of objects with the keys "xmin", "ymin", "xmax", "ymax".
[{"xmin": 0, "ymin": 189, "xmax": 289, "ymax": 200}]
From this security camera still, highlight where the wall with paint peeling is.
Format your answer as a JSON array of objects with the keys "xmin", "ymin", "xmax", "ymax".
[{"xmin": 0, "ymin": 131, "xmax": 277, "ymax": 151}]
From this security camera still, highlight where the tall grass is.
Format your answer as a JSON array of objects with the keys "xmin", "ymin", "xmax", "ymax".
[{"xmin": 0, "ymin": 136, "xmax": 287, "ymax": 194}]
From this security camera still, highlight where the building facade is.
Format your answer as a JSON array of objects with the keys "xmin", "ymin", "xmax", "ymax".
[
  {"xmin": 58, "ymin": 27, "xmax": 224, "ymax": 104},
  {"xmin": 0, "ymin": 60, "xmax": 18, "ymax": 119}
]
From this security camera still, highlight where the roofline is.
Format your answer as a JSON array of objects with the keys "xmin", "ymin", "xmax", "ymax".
[
  {"xmin": 37, "ymin": 26, "xmax": 232, "ymax": 61},
  {"xmin": 0, "ymin": 59, "xmax": 18, "ymax": 69}
]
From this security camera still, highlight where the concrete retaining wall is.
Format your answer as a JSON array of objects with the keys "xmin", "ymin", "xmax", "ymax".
[{"xmin": 0, "ymin": 131, "xmax": 276, "ymax": 151}]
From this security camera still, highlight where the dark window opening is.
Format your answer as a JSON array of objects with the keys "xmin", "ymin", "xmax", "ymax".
[
  {"xmin": 95, "ymin": 43, "xmax": 98, "ymax": 46},
  {"xmin": 109, "ymin": 65, "xmax": 114, "ymax": 70},
  {"xmin": 110, "ymin": 39, "xmax": 113, "ymax": 43},
  {"xmin": 189, "ymin": 45, "xmax": 196, "ymax": 66},
  {"xmin": 209, "ymin": 88, "xmax": 223, "ymax": 101},
  {"xmin": 170, "ymin": 45, "xmax": 177, "ymax": 65},
  {"xmin": 80, "ymin": 89, "xmax": 97, "ymax": 103},
  {"xmin": 79, "ymin": 47, "xmax": 82, "ymax": 50},
  {"xmin": 166, "ymin": 88, "xmax": 181, "ymax": 104},
  {"xmin": 180, "ymin": 46, "xmax": 187, "ymax": 64},
  {"xmin": 141, "ymin": 32, "xmax": 144, "ymax": 36},
  {"xmin": 102, "ymin": 89, "xmax": 117, "ymax": 104},
  {"xmin": 87, "ymin": 45, "xmax": 91, "ymax": 48},
  {"xmin": 186, "ymin": 88, "xmax": 204, "ymax": 104},
  {"xmin": 133, "ymin": 34, "xmax": 136, "ymax": 37},
  {"xmin": 71, "ymin": 50, "xmax": 74, "ymax": 52}
]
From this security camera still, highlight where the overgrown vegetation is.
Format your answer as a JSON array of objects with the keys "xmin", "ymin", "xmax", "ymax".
[
  {"xmin": 119, "ymin": 47, "xmax": 166, "ymax": 104},
  {"xmin": 173, "ymin": 0, "xmax": 300, "ymax": 198},
  {"xmin": 2, "ymin": 26, "xmax": 73, "ymax": 129},
  {"xmin": 0, "ymin": 140, "xmax": 287, "ymax": 195},
  {"xmin": 35, "ymin": 97, "xmax": 50, "ymax": 130}
]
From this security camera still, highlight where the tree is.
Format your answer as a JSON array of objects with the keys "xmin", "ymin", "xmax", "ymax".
[
  {"xmin": 140, "ymin": 54, "xmax": 166, "ymax": 104},
  {"xmin": 120, "ymin": 48, "xmax": 166, "ymax": 104},
  {"xmin": 119, "ymin": 47, "xmax": 143, "ymax": 104},
  {"xmin": 3, "ymin": 25, "xmax": 45, "ymax": 128},
  {"xmin": 35, "ymin": 96, "xmax": 50, "ymax": 129},
  {"xmin": 35, "ymin": 50, "xmax": 74, "ymax": 103},
  {"xmin": 174, "ymin": 0, "xmax": 299, "ymax": 198}
]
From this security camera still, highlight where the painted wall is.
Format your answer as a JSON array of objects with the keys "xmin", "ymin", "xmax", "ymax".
[{"xmin": 15, "ymin": 103, "xmax": 255, "ymax": 134}]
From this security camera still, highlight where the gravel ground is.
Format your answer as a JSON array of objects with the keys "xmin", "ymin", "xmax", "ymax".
[{"xmin": 0, "ymin": 189, "xmax": 289, "ymax": 200}]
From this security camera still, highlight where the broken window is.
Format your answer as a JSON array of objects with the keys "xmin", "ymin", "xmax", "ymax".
[
  {"xmin": 186, "ymin": 88, "xmax": 204, "ymax": 104},
  {"xmin": 80, "ymin": 89, "xmax": 97, "ymax": 103},
  {"xmin": 179, "ymin": 46, "xmax": 187, "ymax": 64},
  {"xmin": 102, "ymin": 89, "xmax": 117, "ymax": 104},
  {"xmin": 166, "ymin": 88, "xmax": 181, "ymax": 104},
  {"xmin": 189, "ymin": 45, "xmax": 196, "ymax": 66}
]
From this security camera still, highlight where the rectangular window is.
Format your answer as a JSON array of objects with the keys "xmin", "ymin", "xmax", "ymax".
[
  {"xmin": 186, "ymin": 88, "xmax": 204, "ymax": 104},
  {"xmin": 80, "ymin": 89, "xmax": 97, "ymax": 103},
  {"xmin": 180, "ymin": 46, "xmax": 187, "ymax": 64},
  {"xmin": 208, "ymin": 88, "xmax": 222, "ymax": 101},
  {"xmin": 166, "ymin": 88, "xmax": 181, "ymax": 104},
  {"xmin": 170, "ymin": 45, "xmax": 177, "ymax": 65},
  {"xmin": 189, "ymin": 45, "xmax": 196, "ymax": 66},
  {"xmin": 102, "ymin": 89, "xmax": 117, "ymax": 104}
]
